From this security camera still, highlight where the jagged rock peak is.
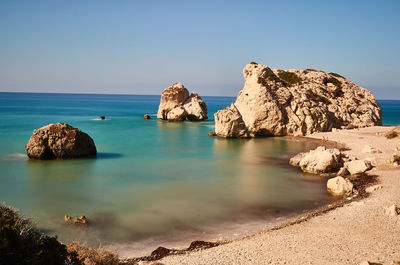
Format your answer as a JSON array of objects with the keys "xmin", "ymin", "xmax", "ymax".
[
  {"xmin": 215, "ymin": 62, "xmax": 382, "ymax": 137},
  {"xmin": 157, "ymin": 82, "xmax": 208, "ymax": 121}
]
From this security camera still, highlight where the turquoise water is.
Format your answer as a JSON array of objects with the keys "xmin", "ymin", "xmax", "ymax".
[{"xmin": 0, "ymin": 93, "xmax": 399, "ymax": 253}]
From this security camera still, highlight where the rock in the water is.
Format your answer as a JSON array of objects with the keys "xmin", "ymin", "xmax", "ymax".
[
  {"xmin": 215, "ymin": 63, "xmax": 382, "ymax": 137},
  {"xmin": 157, "ymin": 82, "xmax": 207, "ymax": 121},
  {"xmin": 289, "ymin": 146, "xmax": 344, "ymax": 174},
  {"xmin": 26, "ymin": 123, "xmax": 97, "ymax": 160},
  {"xmin": 183, "ymin": 93, "xmax": 208, "ymax": 121},
  {"xmin": 214, "ymin": 104, "xmax": 249, "ymax": 138},
  {"xmin": 327, "ymin": 176, "xmax": 354, "ymax": 196},
  {"xmin": 361, "ymin": 145, "xmax": 381, "ymax": 154},
  {"xmin": 365, "ymin": 184, "xmax": 383, "ymax": 193},
  {"xmin": 208, "ymin": 131, "xmax": 217, "ymax": 137},
  {"xmin": 143, "ymin": 114, "xmax": 151, "ymax": 120},
  {"xmin": 74, "ymin": 215, "xmax": 88, "ymax": 225},
  {"xmin": 167, "ymin": 106, "xmax": 187, "ymax": 121},
  {"xmin": 100, "ymin": 116, "xmax": 105, "ymax": 120},
  {"xmin": 346, "ymin": 160, "xmax": 372, "ymax": 175}
]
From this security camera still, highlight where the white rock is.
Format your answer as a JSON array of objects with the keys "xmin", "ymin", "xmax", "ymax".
[
  {"xmin": 337, "ymin": 166, "xmax": 349, "ymax": 176},
  {"xmin": 214, "ymin": 63, "xmax": 382, "ymax": 137},
  {"xmin": 346, "ymin": 160, "xmax": 372, "ymax": 175},
  {"xmin": 290, "ymin": 146, "xmax": 343, "ymax": 174},
  {"xmin": 327, "ymin": 176, "xmax": 354, "ymax": 196},
  {"xmin": 365, "ymin": 184, "xmax": 383, "ymax": 193},
  {"xmin": 166, "ymin": 106, "xmax": 187, "ymax": 121},
  {"xmin": 361, "ymin": 145, "xmax": 382, "ymax": 154},
  {"xmin": 214, "ymin": 104, "xmax": 249, "ymax": 138},
  {"xmin": 385, "ymin": 205, "xmax": 399, "ymax": 216},
  {"xmin": 157, "ymin": 82, "xmax": 189, "ymax": 119},
  {"xmin": 183, "ymin": 92, "xmax": 208, "ymax": 121}
]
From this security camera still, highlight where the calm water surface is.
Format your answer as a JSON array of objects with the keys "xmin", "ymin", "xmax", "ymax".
[{"xmin": 0, "ymin": 93, "xmax": 398, "ymax": 255}]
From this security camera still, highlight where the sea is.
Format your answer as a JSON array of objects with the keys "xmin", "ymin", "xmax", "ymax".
[{"xmin": 0, "ymin": 92, "xmax": 399, "ymax": 256}]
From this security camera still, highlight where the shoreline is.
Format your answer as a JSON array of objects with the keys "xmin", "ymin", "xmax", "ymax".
[{"xmin": 129, "ymin": 126, "xmax": 400, "ymax": 264}]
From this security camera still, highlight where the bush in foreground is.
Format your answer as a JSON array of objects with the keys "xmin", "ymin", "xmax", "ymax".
[{"xmin": 0, "ymin": 204, "xmax": 81, "ymax": 265}]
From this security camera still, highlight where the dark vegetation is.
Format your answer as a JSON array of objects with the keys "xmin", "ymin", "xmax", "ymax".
[
  {"xmin": 277, "ymin": 71, "xmax": 301, "ymax": 87},
  {"xmin": 306, "ymin": 89, "xmax": 331, "ymax": 105},
  {"xmin": 329, "ymin": 77, "xmax": 342, "ymax": 89},
  {"xmin": 329, "ymin": 72, "xmax": 345, "ymax": 78},
  {"xmin": 385, "ymin": 130, "xmax": 398, "ymax": 139},
  {"xmin": 0, "ymin": 204, "xmax": 81, "ymax": 265},
  {"xmin": 250, "ymin": 61, "xmax": 258, "ymax": 64}
]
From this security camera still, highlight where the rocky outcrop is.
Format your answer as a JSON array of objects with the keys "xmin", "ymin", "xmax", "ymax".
[
  {"xmin": 327, "ymin": 176, "xmax": 354, "ymax": 196},
  {"xmin": 214, "ymin": 104, "xmax": 249, "ymax": 138},
  {"xmin": 215, "ymin": 63, "xmax": 382, "ymax": 137},
  {"xmin": 157, "ymin": 82, "xmax": 207, "ymax": 121},
  {"xmin": 289, "ymin": 146, "xmax": 344, "ymax": 174},
  {"xmin": 345, "ymin": 160, "xmax": 372, "ymax": 175},
  {"xmin": 26, "ymin": 123, "xmax": 97, "ymax": 159}
]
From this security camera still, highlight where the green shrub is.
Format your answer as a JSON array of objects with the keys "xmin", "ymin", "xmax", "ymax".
[
  {"xmin": 0, "ymin": 204, "xmax": 81, "ymax": 265},
  {"xmin": 329, "ymin": 72, "xmax": 345, "ymax": 78},
  {"xmin": 329, "ymin": 77, "xmax": 342, "ymax": 89},
  {"xmin": 250, "ymin": 61, "xmax": 257, "ymax": 64},
  {"xmin": 306, "ymin": 89, "xmax": 331, "ymax": 105},
  {"xmin": 277, "ymin": 71, "xmax": 301, "ymax": 87}
]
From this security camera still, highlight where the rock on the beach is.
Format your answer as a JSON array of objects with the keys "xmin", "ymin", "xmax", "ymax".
[
  {"xmin": 337, "ymin": 166, "xmax": 350, "ymax": 176},
  {"xmin": 385, "ymin": 205, "xmax": 400, "ymax": 216},
  {"xmin": 157, "ymin": 82, "xmax": 208, "ymax": 121},
  {"xmin": 167, "ymin": 106, "xmax": 187, "ymax": 121},
  {"xmin": 25, "ymin": 123, "xmax": 97, "ymax": 160},
  {"xmin": 214, "ymin": 63, "xmax": 382, "ymax": 137},
  {"xmin": 183, "ymin": 93, "xmax": 208, "ymax": 121},
  {"xmin": 327, "ymin": 176, "xmax": 354, "ymax": 196},
  {"xmin": 346, "ymin": 160, "xmax": 372, "ymax": 175},
  {"xmin": 214, "ymin": 104, "xmax": 249, "ymax": 138},
  {"xmin": 289, "ymin": 146, "xmax": 344, "ymax": 174},
  {"xmin": 365, "ymin": 184, "xmax": 383, "ymax": 193},
  {"xmin": 361, "ymin": 145, "xmax": 382, "ymax": 154}
]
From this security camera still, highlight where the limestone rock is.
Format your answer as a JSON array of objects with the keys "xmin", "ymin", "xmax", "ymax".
[
  {"xmin": 183, "ymin": 93, "xmax": 208, "ymax": 121},
  {"xmin": 327, "ymin": 176, "xmax": 354, "ymax": 196},
  {"xmin": 385, "ymin": 205, "xmax": 400, "ymax": 216},
  {"xmin": 167, "ymin": 106, "xmax": 187, "ymax": 121},
  {"xmin": 361, "ymin": 145, "xmax": 382, "ymax": 154},
  {"xmin": 289, "ymin": 146, "xmax": 344, "ymax": 174},
  {"xmin": 157, "ymin": 82, "xmax": 189, "ymax": 120},
  {"xmin": 26, "ymin": 123, "xmax": 97, "ymax": 160},
  {"xmin": 215, "ymin": 63, "xmax": 382, "ymax": 137},
  {"xmin": 157, "ymin": 82, "xmax": 208, "ymax": 121},
  {"xmin": 365, "ymin": 184, "xmax": 383, "ymax": 193},
  {"xmin": 337, "ymin": 167, "xmax": 350, "ymax": 176},
  {"xmin": 346, "ymin": 160, "xmax": 372, "ymax": 175},
  {"xmin": 214, "ymin": 104, "xmax": 249, "ymax": 138}
]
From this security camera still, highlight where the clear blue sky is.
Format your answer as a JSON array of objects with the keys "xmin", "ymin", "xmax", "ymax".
[{"xmin": 0, "ymin": 0, "xmax": 399, "ymax": 98}]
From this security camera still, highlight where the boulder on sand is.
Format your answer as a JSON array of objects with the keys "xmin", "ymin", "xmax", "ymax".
[
  {"xmin": 26, "ymin": 123, "xmax": 97, "ymax": 160},
  {"xmin": 289, "ymin": 146, "xmax": 344, "ymax": 174},
  {"xmin": 327, "ymin": 176, "xmax": 354, "ymax": 196},
  {"xmin": 345, "ymin": 160, "xmax": 372, "ymax": 175},
  {"xmin": 157, "ymin": 82, "xmax": 208, "ymax": 121}
]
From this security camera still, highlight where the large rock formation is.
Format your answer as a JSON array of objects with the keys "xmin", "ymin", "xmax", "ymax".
[
  {"xmin": 215, "ymin": 63, "xmax": 382, "ymax": 137},
  {"xmin": 26, "ymin": 123, "xmax": 97, "ymax": 159},
  {"xmin": 157, "ymin": 82, "xmax": 208, "ymax": 121}
]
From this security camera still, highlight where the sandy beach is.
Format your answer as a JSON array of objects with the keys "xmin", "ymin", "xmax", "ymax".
[{"xmin": 140, "ymin": 126, "xmax": 400, "ymax": 265}]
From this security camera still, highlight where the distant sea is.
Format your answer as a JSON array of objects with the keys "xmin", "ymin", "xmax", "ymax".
[{"xmin": 0, "ymin": 92, "xmax": 399, "ymax": 255}]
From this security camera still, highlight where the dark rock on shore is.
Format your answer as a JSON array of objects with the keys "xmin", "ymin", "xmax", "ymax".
[{"xmin": 26, "ymin": 123, "xmax": 97, "ymax": 159}]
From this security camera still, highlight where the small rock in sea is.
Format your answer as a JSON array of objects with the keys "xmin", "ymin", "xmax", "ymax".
[
  {"xmin": 345, "ymin": 160, "xmax": 372, "ymax": 175},
  {"xmin": 208, "ymin": 131, "xmax": 217, "ymax": 137},
  {"xmin": 327, "ymin": 176, "xmax": 354, "ymax": 196},
  {"xmin": 64, "ymin": 214, "xmax": 73, "ymax": 223},
  {"xmin": 74, "ymin": 215, "xmax": 88, "ymax": 225},
  {"xmin": 143, "ymin": 114, "xmax": 151, "ymax": 120},
  {"xmin": 385, "ymin": 205, "xmax": 400, "ymax": 216},
  {"xmin": 100, "ymin": 116, "xmax": 105, "ymax": 120},
  {"xmin": 365, "ymin": 184, "xmax": 383, "ymax": 193}
]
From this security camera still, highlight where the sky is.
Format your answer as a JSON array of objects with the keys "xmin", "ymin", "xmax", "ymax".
[{"xmin": 0, "ymin": 0, "xmax": 399, "ymax": 99}]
